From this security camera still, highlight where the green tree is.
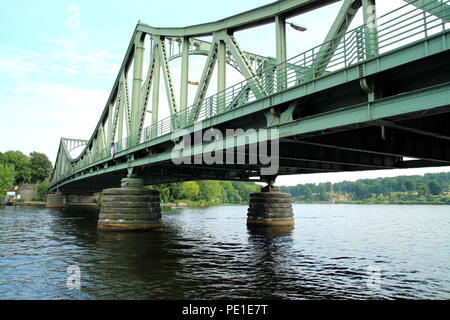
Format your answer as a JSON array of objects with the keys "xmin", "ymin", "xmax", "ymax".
[
  {"xmin": 168, "ymin": 183, "xmax": 183, "ymax": 200},
  {"xmin": 417, "ymin": 183, "xmax": 428, "ymax": 196},
  {"xmin": 0, "ymin": 151, "xmax": 32, "ymax": 184},
  {"xmin": 180, "ymin": 181, "xmax": 200, "ymax": 200},
  {"xmin": 428, "ymin": 180, "xmax": 442, "ymax": 195},
  {"xmin": 232, "ymin": 182, "xmax": 260, "ymax": 202},
  {"xmin": 221, "ymin": 181, "xmax": 242, "ymax": 203},
  {"xmin": 29, "ymin": 152, "xmax": 52, "ymax": 183},
  {"xmin": 0, "ymin": 163, "xmax": 16, "ymax": 192},
  {"xmin": 36, "ymin": 180, "xmax": 49, "ymax": 201},
  {"xmin": 197, "ymin": 180, "xmax": 223, "ymax": 203},
  {"xmin": 303, "ymin": 185, "xmax": 313, "ymax": 200},
  {"xmin": 353, "ymin": 182, "xmax": 370, "ymax": 200},
  {"xmin": 147, "ymin": 184, "xmax": 171, "ymax": 203},
  {"xmin": 404, "ymin": 179, "xmax": 415, "ymax": 191}
]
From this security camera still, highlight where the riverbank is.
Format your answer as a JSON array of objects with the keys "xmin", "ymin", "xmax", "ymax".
[
  {"xmin": 293, "ymin": 200, "xmax": 450, "ymax": 205},
  {"xmin": 163, "ymin": 201, "xmax": 246, "ymax": 208},
  {"xmin": 0, "ymin": 201, "xmax": 46, "ymax": 207}
]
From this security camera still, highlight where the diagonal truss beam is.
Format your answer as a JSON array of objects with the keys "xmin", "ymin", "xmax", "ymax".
[
  {"xmin": 308, "ymin": 0, "xmax": 362, "ymax": 79},
  {"xmin": 137, "ymin": 43, "xmax": 157, "ymax": 138},
  {"xmin": 189, "ymin": 41, "xmax": 218, "ymax": 122},
  {"xmin": 157, "ymin": 37, "xmax": 178, "ymax": 117},
  {"xmin": 120, "ymin": 72, "xmax": 132, "ymax": 137},
  {"xmin": 220, "ymin": 33, "xmax": 265, "ymax": 100}
]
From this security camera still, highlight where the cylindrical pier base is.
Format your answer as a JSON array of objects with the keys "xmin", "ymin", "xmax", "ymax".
[
  {"xmin": 46, "ymin": 193, "xmax": 66, "ymax": 208},
  {"xmin": 97, "ymin": 178, "xmax": 161, "ymax": 231},
  {"xmin": 247, "ymin": 190, "xmax": 294, "ymax": 226}
]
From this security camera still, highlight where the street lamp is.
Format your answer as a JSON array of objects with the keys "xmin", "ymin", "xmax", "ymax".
[{"xmin": 289, "ymin": 22, "xmax": 307, "ymax": 32}]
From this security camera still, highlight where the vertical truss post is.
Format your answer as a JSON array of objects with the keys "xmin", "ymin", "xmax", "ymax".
[
  {"xmin": 111, "ymin": 93, "xmax": 121, "ymax": 147},
  {"xmin": 362, "ymin": 0, "xmax": 378, "ymax": 59},
  {"xmin": 131, "ymin": 31, "xmax": 145, "ymax": 146},
  {"xmin": 217, "ymin": 39, "xmax": 226, "ymax": 114},
  {"xmin": 98, "ymin": 125, "xmax": 106, "ymax": 158},
  {"xmin": 180, "ymin": 37, "xmax": 189, "ymax": 128},
  {"xmin": 275, "ymin": 15, "xmax": 287, "ymax": 91},
  {"xmin": 106, "ymin": 102, "xmax": 113, "ymax": 154},
  {"xmin": 151, "ymin": 37, "xmax": 161, "ymax": 139},
  {"xmin": 180, "ymin": 37, "xmax": 189, "ymax": 111},
  {"xmin": 123, "ymin": 75, "xmax": 131, "ymax": 138},
  {"xmin": 117, "ymin": 80, "xmax": 125, "ymax": 151}
]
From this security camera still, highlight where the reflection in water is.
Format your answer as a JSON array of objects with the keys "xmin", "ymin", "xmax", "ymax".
[
  {"xmin": 244, "ymin": 225, "xmax": 297, "ymax": 299},
  {"xmin": 247, "ymin": 224, "xmax": 294, "ymax": 240},
  {"xmin": 0, "ymin": 204, "xmax": 449, "ymax": 299}
]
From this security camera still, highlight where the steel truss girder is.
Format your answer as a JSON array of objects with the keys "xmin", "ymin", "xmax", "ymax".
[
  {"xmin": 50, "ymin": 0, "xmax": 450, "ymax": 190},
  {"xmin": 301, "ymin": 125, "xmax": 450, "ymax": 164},
  {"xmin": 377, "ymin": 120, "xmax": 450, "ymax": 141},
  {"xmin": 54, "ymin": 0, "xmax": 344, "ymax": 178},
  {"xmin": 404, "ymin": 0, "xmax": 450, "ymax": 22}
]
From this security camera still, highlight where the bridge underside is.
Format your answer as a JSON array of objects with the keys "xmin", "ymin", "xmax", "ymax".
[
  {"xmin": 56, "ymin": 47, "xmax": 450, "ymax": 194},
  {"xmin": 57, "ymin": 107, "xmax": 450, "ymax": 194}
]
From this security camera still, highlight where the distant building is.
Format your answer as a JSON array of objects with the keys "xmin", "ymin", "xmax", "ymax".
[{"xmin": 16, "ymin": 184, "xmax": 37, "ymax": 201}]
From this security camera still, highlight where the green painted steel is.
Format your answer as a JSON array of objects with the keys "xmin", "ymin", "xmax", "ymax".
[{"xmin": 49, "ymin": 0, "xmax": 450, "ymax": 191}]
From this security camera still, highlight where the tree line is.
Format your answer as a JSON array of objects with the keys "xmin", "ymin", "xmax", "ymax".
[
  {"xmin": 0, "ymin": 151, "xmax": 53, "ymax": 197},
  {"xmin": 280, "ymin": 172, "xmax": 450, "ymax": 204},
  {"xmin": 148, "ymin": 180, "xmax": 261, "ymax": 206}
]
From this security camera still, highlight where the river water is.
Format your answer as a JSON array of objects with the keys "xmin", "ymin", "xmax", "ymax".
[{"xmin": 0, "ymin": 203, "xmax": 448, "ymax": 300}]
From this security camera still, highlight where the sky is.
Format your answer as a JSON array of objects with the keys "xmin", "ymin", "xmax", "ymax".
[{"xmin": 0, "ymin": 0, "xmax": 448, "ymax": 186}]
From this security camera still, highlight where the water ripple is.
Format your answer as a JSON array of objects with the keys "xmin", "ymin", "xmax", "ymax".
[{"xmin": 0, "ymin": 204, "xmax": 449, "ymax": 299}]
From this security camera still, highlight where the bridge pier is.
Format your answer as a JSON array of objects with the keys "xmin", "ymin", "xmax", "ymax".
[
  {"xmin": 46, "ymin": 192, "xmax": 66, "ymax": 208},
  {"xmin": 66, "ymin": 194, "xmax": 98, "ymax": 207},
  {"xmin": 97, "ymin": 176, "xmax": 162, "ymax": 231},
  {"xmin": 247, "ymin": 182, "xmax": 294, "ymax": 227}
]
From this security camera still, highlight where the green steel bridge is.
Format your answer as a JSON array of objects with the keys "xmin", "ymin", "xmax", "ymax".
[{"xmin": 49, "ymin": 0, "xmax": 450, "ymax": 194}]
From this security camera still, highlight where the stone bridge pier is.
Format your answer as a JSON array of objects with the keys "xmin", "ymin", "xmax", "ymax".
[
  {"xmin": 46, "ymin": 192, "xmax": 66, "ymax": 208},
  {"xmin": 97, "ymin": 175, "xmax": 162, "ymax": 231},
  {"xmin": 46, "ymin": 192, "xmax": 99, "ymax": 208},
  {"xmin": 247, "ymin": 179, "xmax": 294, "ymax": 227}
]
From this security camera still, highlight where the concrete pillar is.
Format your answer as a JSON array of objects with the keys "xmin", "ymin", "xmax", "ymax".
[
  {"xmin": 46, "ymin": 192, "xmax": 66, "ymax": 208},
  {"xmin": 97, "ymin": 176, "xmax": 161, "ymax": 231},
  {"xmin": 247, "ymin": 186, "xmax": 294, "ymax": 227}
]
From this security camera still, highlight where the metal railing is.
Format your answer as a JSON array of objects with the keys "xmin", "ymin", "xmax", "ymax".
[
  {"xmin": 53, "ymin": 0, "xmax": 449, "ymax": 184},
  {"xmin": 137, "ymin": 0, "xmax": 449, "ymax": 143}
]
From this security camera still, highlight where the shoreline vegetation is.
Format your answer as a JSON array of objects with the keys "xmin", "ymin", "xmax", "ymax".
[{"xmin": 282, "ymin": 172, "xmax": 450, "ymax": 206}]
